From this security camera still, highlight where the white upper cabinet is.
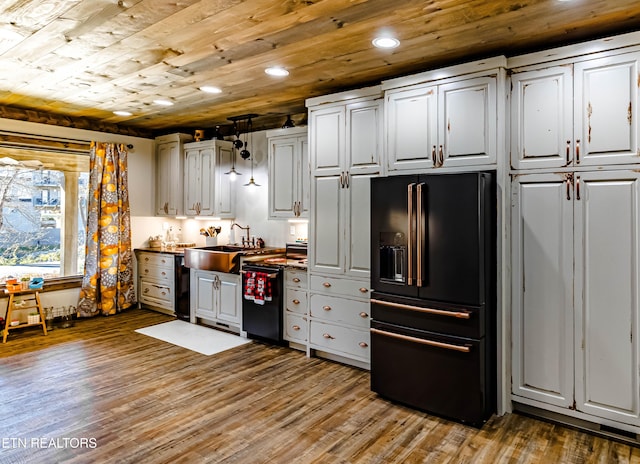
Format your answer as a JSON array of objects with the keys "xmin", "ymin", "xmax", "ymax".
[
  {"xmin": 510, "ymin": 66, "xmax": 573, "ymax": 170},
  {"xmin": 385, "ymin": 85, "xmax": 437, "ymax": 171},
  {"xmin": 267, "ymin": 127, "xmax": 309, "ymax": 219},
  {"xmin": 310, "ymin": 106, "xmax": 345, "ymax": 175},
  {"xmin": 385, "ymin": 72, "xmax": 499, "ymax": 172},
  {"xmin": 184, "ymin": 140, "xmax": 235, "ymax": 218},
  {"xmin": 155, "ymin": 133, "xmax": 192, "ymax": 216},
  {"xmin": 511, "ymin": 51, "xmax": 640, "ymax": 169}
]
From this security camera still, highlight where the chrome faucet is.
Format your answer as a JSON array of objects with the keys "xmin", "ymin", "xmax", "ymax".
[{"xmin": 231, "ymin": 223, "xmax": 253, "ymax": 247}]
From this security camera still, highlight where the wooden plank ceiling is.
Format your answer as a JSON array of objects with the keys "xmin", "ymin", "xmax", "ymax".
[{"xmin": 0, "ymin": 0, "xmax": 640, "ymax": 138}]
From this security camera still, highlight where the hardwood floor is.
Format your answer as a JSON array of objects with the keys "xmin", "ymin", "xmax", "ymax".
[{"xmin": 1, "ymin": 308, "xmax": 638, "ymax": 463}]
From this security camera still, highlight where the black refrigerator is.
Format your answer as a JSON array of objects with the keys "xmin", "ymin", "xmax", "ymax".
[{"xmin": 370, "ymin": 171, "xmax": 496, "ymax": 426}]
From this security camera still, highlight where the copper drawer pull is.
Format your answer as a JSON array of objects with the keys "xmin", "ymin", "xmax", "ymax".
[
  {"xmin": 292, "ymin": 325, "xmax": 301, "ymax": 331},
  {"xmin": 370, "ymin": 298, "xmax": 472, "ymax": 319},
  {"xmin": 322, "ymin": 305, "xmax": 332, "ymax": 311},
  {"xmin": 371, "ymin": 328, "xmax": 471, "ymax": 353},
  {"xmin": 323, "ymin": 282, "xmax": 331, "ymax": 288},
  {"xmin": 323, "ymin": 333, "xmax": 334, "ymax": 339},
  {"xmin": 293, "ymin": 277, "xmax": 301, "ymax": 283},
  {"xmin": 292, "ymin": 299, "xmax": 300, "ymax": 305},
  {"xmin": 359, "ymin": 312, "xmax": 368, "ymax": 318},
  {"xmin": 359, "ymin": 287, "xmax": 368, "ymax": 293},
  {"xmin": 359, "ymin": 342, "xmax": 368, "ymax": 348}
]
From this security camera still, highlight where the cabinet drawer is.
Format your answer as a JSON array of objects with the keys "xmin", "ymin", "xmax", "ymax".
[
  {"xmin": 285, "ymin": 314, "xmax": 307, "ymax": 343},
  {"xmin": 139, "ymin": 280, "xmax": 173, "ymax": 303},
  {"xmin": 138, "ymin": 263, "xmax": 173, "ymax": 283},
  {"xmin": 310, "ymin": 275, "xmax": 369, "ymax": 299},
  {"xmin": 286, "ymin": 289, "xmax": 308, "ymax": 315},
  {"xmin": 138, "ymin": 253, "xmax": 174, "ymax": 269},
  {"xmin": 286, "ymin": 270, "xmax": 308, "ymax": 288},
  {"xmin": 309, "ymin": 294, "xmax": 370, "ymax": 328},
  {"xmin": 310, "ymin": 320, "xmax": 370, "ymax": 360}
]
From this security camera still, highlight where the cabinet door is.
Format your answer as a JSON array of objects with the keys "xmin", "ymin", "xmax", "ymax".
[
  {"xmin": 309, "ymin": 175, "xmax": 344, "ymax": 274},
  {"xmin": 184, "ymin": 148, "xmax": 200, "ymax": 216},
  {"xmin": 269, "ymin": 136, "xmax": 298, "ymax": 218},
  {"xmin": 510, "ymin": 66, "xmax": 573, "ymax": 170},
  {"xmin": 574, "ymin": 52, "xmax": 640, "ymax": 167},
  {"xmin": 346, "ymin": 99, "xmax": 383, "ymax": 175},
  {"xmin": 574, "ymin": 171, "xmax": 640, "ymax": 424},
  {"xmin": 192, "ymin": 270, "xmax": 217, "ymax": 321},
  {"xmin": 298, "ymin": 136, "xmax": 310, "ymax": 218},
  {"xmin": 217, "ymin": 272, "xmax": 241, "ymax": 324},
  {"xmin": 511, "ymin": 173, "xmax": 574, "ymax": 408},
  {"xmin": 156, "ymin": 141, "xmax": 182, "ymax": 215},
  {"xmin": 197, "ymin": 147, "xmax": 215, "ymax": 215},
  {"xmin": 310, "ymin": 106, "xmax": 344, "ymax": 175},
  {"xmin": 214, "ymin": 144, "xmax": 234, "ymax": 218},
  {"xmin": 386, "ymin": 85, "xmax": 437, "ymax": 171},
  {"xmin": 344, "ymin": 172, "xmax": 375, "ymax": 278},
  {"xmin": 438, "ymin": 75, "xmax": 497, "ymax": 167}
]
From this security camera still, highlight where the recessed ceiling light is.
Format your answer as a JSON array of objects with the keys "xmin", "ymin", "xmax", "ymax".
[
  {"xmin": 372, "ymin": 36, "xmax": 400, "ymax": 49},
  {"xmin": 265, "ymin": 67, "xmax": 289, "ymax": 77},
  {"xmin": 200, "ymin": 85, "xmax": 222, "ymax": 94},
  {"xmin": 113, "ymin": 110, "xmax": 132, "ymax": 117},
  {"xmin": 153, "ymin": 99, "xmax": 174, "ymax": 106}
]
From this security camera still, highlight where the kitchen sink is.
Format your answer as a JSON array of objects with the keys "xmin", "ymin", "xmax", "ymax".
[{"xmin": 183, "ymin": 245, "xmax": 285, "ymax": 273}]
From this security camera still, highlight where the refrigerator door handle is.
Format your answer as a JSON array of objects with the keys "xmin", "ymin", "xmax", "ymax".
[
  {"xmin": 407, "ymin": 183, "xmax": 416, "ymax": 285},
  {"xmin": 416, "ymin": 182, "xmax": 425, "ymax": 286},
  {"xmin": 371, "ymin": 298, "xmax": 472, "ymax": 319},
  {"xmin": 371, "ymin": 327, "xmax": 472, "ymax": 353}
]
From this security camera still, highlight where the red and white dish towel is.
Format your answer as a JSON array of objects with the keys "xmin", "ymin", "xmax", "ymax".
[{"xmin": 243, "ymin": 272, "xmax": 272, "ymax": 305}]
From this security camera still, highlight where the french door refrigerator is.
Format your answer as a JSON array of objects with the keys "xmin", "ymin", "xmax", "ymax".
[{"xmin": 370, "ymin": 171, "xmax": 496, "ymax": 426}]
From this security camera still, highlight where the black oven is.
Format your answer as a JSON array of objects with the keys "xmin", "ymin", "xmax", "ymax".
[{"xmin": 241, "ymin": 263, "xmax": 284, "ymax": 344}]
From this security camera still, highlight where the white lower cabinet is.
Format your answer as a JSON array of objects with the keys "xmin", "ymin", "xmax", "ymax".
[
  {"xmin": 511, "ymin": 170, "xmax": 640, "ymax": 428},
  {"xmin": 190, "ymin": 269, "xmax": 241, "ymax": 331},
  {"xmin": 308, "ymin": 274, "xmax": 370, "ymax": 366},
  {"xmin": 137, "ymin": 251, "xmax": 175, "ymax": 316},
  {"xmin": 284, "ymin": 269, "xmax": 309, "ymax": 348}
]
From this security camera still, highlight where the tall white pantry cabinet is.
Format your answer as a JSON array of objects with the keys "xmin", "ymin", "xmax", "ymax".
[{"xmin": 510, "ymin": 44, "xmax": 640, "ymax": 430}]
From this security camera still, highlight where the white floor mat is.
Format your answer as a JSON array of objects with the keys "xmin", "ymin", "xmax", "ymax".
[{"xmin": 135, "ymin": 320, "xmax": 250, "ymax": 355}]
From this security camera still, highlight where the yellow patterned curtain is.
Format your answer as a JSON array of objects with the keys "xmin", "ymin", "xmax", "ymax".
[{"xmin": 78, "ymin": 142, "xmax": 135, "ymax": 317}]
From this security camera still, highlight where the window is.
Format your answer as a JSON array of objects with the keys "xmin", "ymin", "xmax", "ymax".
[{"xmin": 0, "ymin": 151, "xmax": 89, "ymax": 281}]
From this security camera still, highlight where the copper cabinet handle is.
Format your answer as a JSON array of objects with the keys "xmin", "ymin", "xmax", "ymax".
[
  {"xmin": 359, "ymin": 312, "xmax": 368, "ymax": 318},
  {"xmin": 345, "ymin": 171, "xmax": 349, "ymax": 189},
  {"xmin": 431, "ymin": 145, "xmax": 437, "ymax": 166},
  {"xmin": 370, "ymin": 298, "xmax": 472, "ymax": 319},
  {"xmin": 416, "ymin": 182, "xmax": 424, "ymax": 287},
  {"xmin": 292, "ymin": 325, "xmax": 301, "ymax": 331},
  {"xmin": 407, "ymin": 183, "xmax": 415, "ymax": 285},
  {"xmin": 359, "ymin": 342, "xmax": 368, "ymax": 348},
  {"xmin": 292, "ymin": 299, "xmax": 300, "ymax": 305},
  {"xmin": 322, "ymin": 305, "xmax": 332, "ymax": 311},
  {"xmin": 576, "ymin": 176, "xmax": 581, "ymax": 201},
  {"xmin": 322, "ymin": 282, "xmax": 331, "ymax": 288},
  {"xmin": 371, "ymin": 328, "xmax": 471, "ymax": 353},
  {"xmin": 323, "ymin": 333, "xmax": 334, "ymax": 339},
  {"xmin": 359, "ymin": 287, "xmax": 368, "ymax": 293},
  {"xmin": 438, "ymin": 145, "xmax": 444, "ymax": 167},
  {"xmin": 566, "ymin": 140, "xmax": 571, "ymax": 165},
  {"xmin": 340, "ymin": 172, "xmax": 345, "ymax": 188},
  {"xmin": 576, "ymin": 139, "xmax": 580, "ymax": 164},
  {"xmin": 566, "ymin": 175, "xmax": 572, "ymax": 201},
  {"xmin": 293, "ymin": 278, "xmax": 300, "ymax": 283}
]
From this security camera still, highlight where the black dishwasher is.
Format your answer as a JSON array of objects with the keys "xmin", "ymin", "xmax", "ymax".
[{"xmin": 241, "ymin": 263, "xmax": 284, "ymax": 344}]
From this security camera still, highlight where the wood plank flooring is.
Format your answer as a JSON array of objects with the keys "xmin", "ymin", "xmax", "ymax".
[{"xmin": 1, "ymin": 308, "xmax": 639, "ymax": 463}]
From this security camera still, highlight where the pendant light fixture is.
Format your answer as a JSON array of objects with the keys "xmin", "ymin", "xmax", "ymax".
[
  {"xmin": 225, "ymin": 122, "xmax": 242, "ymax": 180},
  {"xmin": 243, "ymin": 117, "xmax": 260, "ymax": 187}
]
